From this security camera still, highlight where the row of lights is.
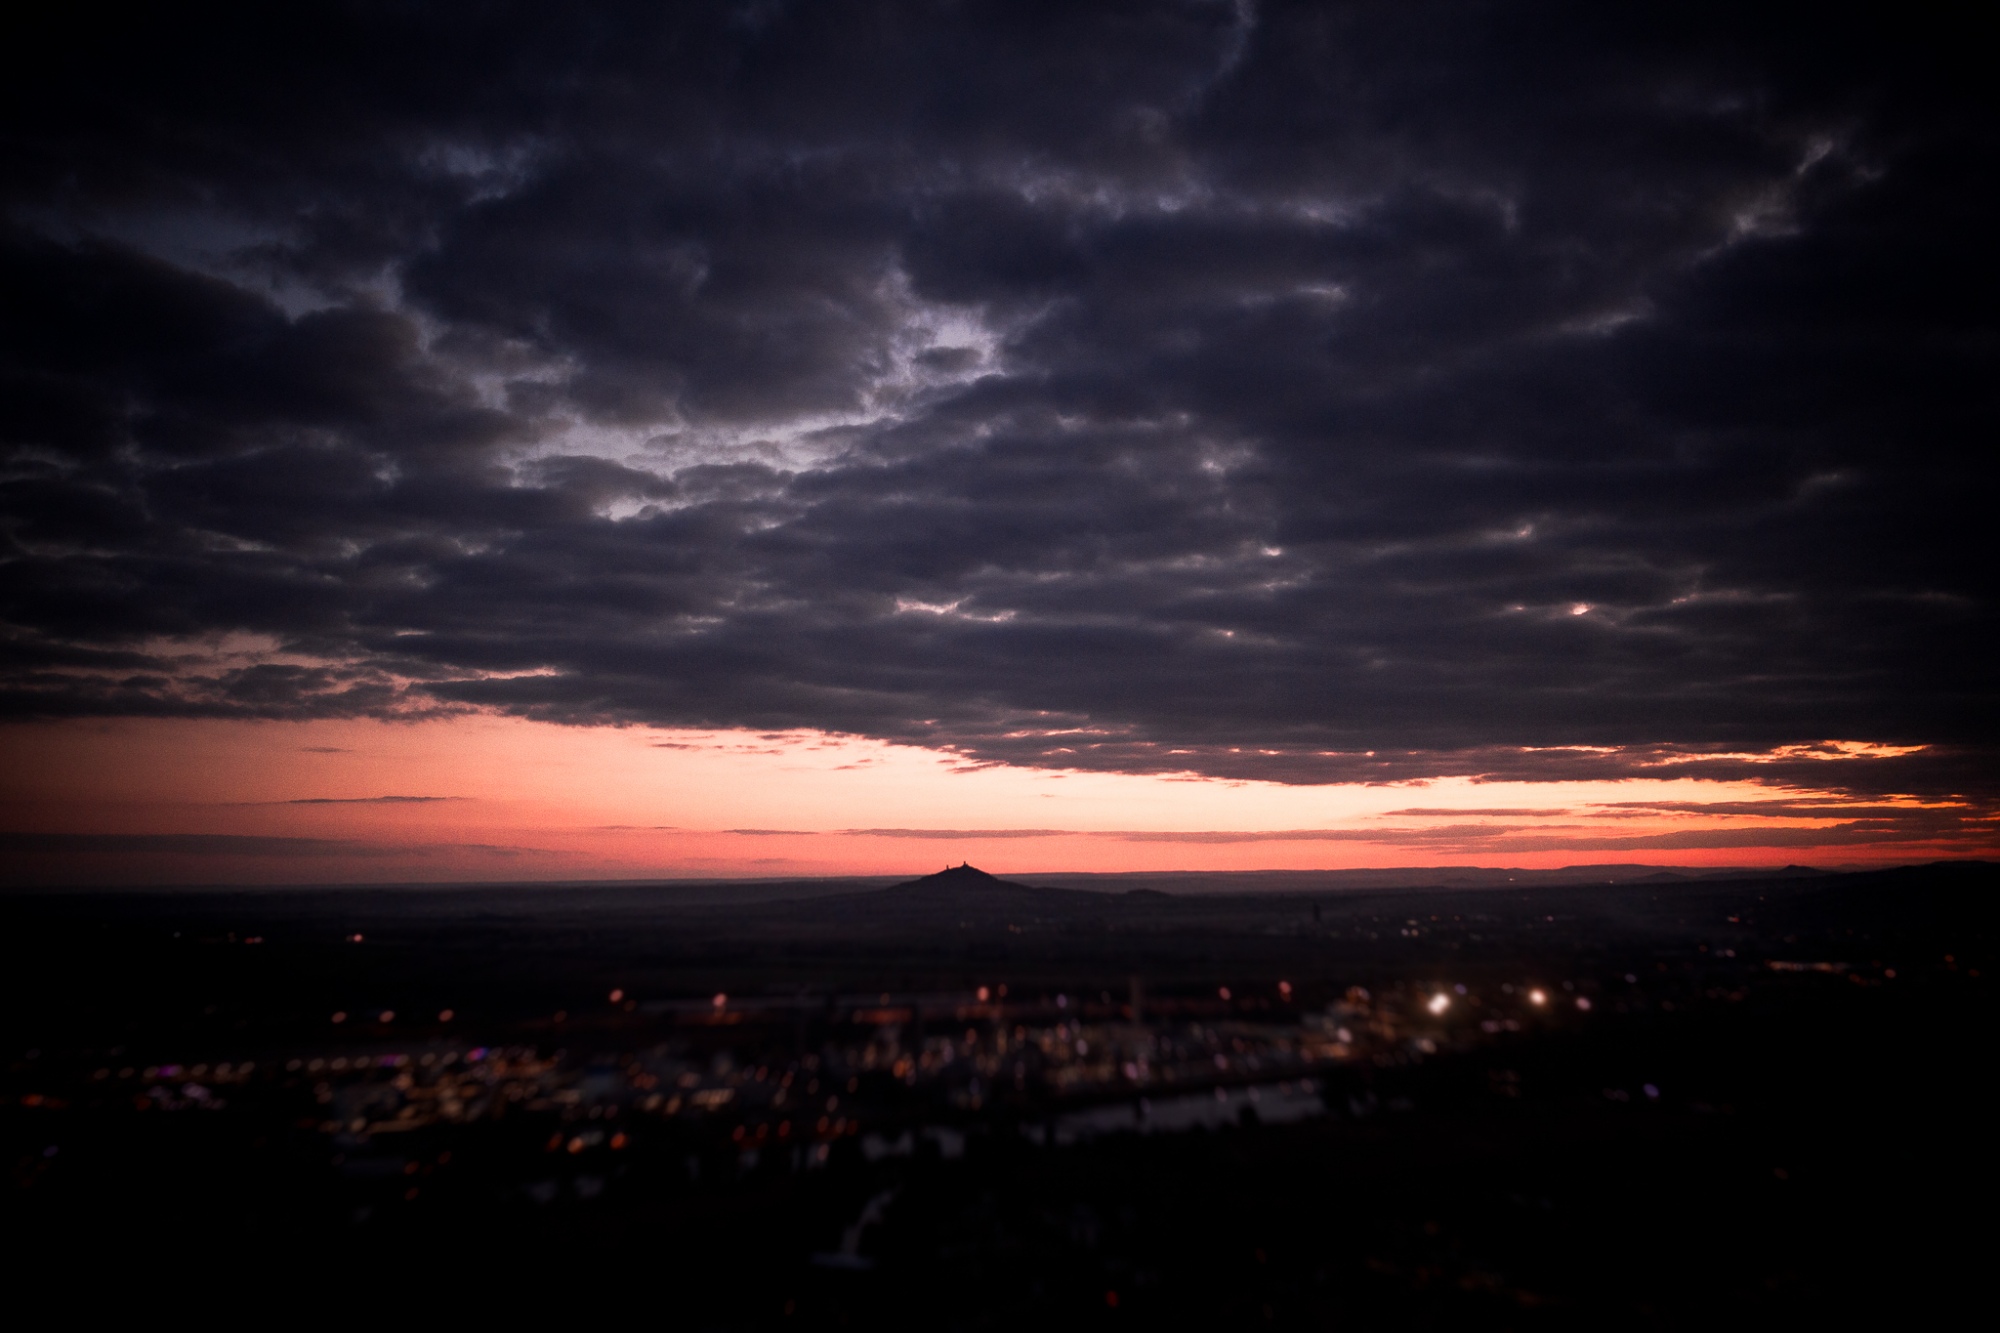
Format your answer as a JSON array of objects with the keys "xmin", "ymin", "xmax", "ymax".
[
  {"xmin": 320, "ymin": 976, "xmax": 1592, "ymax": 1024},
  {"xmin": 1424, "ymin": 986, "xmax": 1593, "ymax": 1015}
]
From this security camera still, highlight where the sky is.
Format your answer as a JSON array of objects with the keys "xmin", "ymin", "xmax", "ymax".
[{"xmin": 1, "ymin": 2, "xmax": 1993, "ymax": 883}]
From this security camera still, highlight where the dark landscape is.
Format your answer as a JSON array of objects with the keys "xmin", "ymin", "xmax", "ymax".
[
  {"xmin": 4, "ymin": 3, "xmax": 1995, "ymax": 1325},
  {"xmin": 5, "ymin": 861, "xmax": 1989, "ymax": 1326}
]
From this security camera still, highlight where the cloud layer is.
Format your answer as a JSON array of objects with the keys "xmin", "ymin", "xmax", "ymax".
[{"xmin": 2, "ymin": 2, "xmax": 1992, "ymax": 803}]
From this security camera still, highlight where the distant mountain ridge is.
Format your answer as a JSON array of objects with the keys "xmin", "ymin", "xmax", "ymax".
[
  {"xmin": 894, "ymin": 863, "xmax": 1026, "ymax": 892},
  {"xmin": 1019, "ymin": 862, "xmax": 1854, "ymax": 895}
]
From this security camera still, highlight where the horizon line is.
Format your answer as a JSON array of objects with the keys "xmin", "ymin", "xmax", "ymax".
[{"xmin": 6, "ymin": 857, "xmax": 1992, "ymax": 894}]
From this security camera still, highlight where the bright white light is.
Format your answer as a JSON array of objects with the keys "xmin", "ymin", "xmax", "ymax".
[
  {"xmin": 1427, "ymin": 994, "xmax": 1450, "ymax": 1015},
  {"xmin": 1527, "ymin": 989, "xmax": 1547, "ymax": 1006}
]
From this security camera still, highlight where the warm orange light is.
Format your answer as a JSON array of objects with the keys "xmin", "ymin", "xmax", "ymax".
[{"xmin": 2, "ymin": 715, "xmax": 1982, "ymax": 882}]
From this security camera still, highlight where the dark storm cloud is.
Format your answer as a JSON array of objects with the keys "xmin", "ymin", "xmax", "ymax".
[
  {"xmin": 2, "ymin": 3, "xmax": 1992, "ymax": 811},
  {"xmin": 748, "ymin": 817, "xmax": 1991, "ymax": 853},
  {"xmin": 1589, "ymin": 798, "xmax": 1958, "ymax": 819}
]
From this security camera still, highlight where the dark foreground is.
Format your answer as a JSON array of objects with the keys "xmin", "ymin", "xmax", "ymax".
[{"xmin": 2, "ymin": 862, "xmax": 1990, "ymax": 1326}]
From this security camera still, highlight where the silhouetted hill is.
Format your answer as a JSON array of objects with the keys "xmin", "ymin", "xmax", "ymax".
[{"xmin": 894, "ymin": 863, "xmax": 1026, "ymax": 892}]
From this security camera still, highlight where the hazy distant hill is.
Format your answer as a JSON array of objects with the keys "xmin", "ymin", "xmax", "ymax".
[{"xmin": 1018, "ymin": 863, "xmax": 1845, "ymax": 896}]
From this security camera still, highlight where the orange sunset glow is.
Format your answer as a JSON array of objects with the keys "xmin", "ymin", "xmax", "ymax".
[
  {"xmin": 4, "ymin": 716, "xmax": 1985, "ymax": 884},
  {"xmin": 3, "ymin": 8, "xmax": 1992, "ymax": 1317}
]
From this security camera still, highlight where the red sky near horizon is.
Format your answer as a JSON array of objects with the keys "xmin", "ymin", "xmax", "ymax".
[
  {"xmin": 3, "ymin": 715, "xmax": 1987, "ymax": 885},
  {"xmin": 3, "ymin": 7, "xmax": 1991, "ymax": 896}
]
